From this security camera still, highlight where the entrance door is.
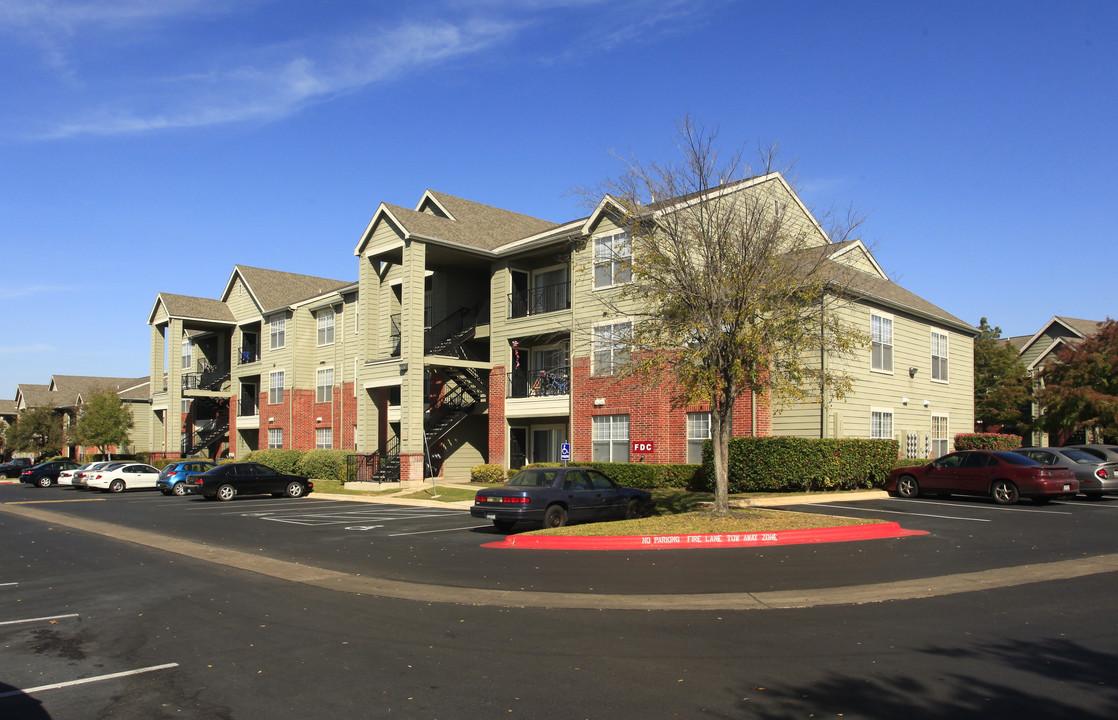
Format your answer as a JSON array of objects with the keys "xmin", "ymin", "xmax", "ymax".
[
  {"xmin": 509, "ymin": 428, "xmax": 527, "ymax": 469},
  {"xmin": 530, "ymin": 424, "xmax": 568, "ymax": 463}
]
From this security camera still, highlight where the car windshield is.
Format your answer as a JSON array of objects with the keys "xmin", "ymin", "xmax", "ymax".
[
  {"xmin": 994, "ymin": 452, "xmax": 1039, "ymax": 466},
  {"xmin": 507, "ymin": 470, "xmax": 558, "ymax": 488},
  {"xmin": 1061, "ymin": 449, "xmax": 1102, "ymax": 464}
]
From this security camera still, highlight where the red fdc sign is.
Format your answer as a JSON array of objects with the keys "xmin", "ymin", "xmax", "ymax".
[{"xmin": 631, "ymin": 441, "xmax": 655, "ymax": 454}]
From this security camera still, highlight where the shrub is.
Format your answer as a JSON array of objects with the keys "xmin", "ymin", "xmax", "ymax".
[
  {"xmin": 296, "ymin": 450, "xmax": 353, "ymax": 482},
  {"xmin": 470, "ymin": 464, "xmax": 506, "ymax": 483},
  {"xmin": 514, "ymin": 462, "xmax": 703, "ymax": 490},
  {"xmin": 700, "ymin": 436, "xmax": 899, "ymax": 493},
  {"xmin": 893, "ymin": 457, "xmax": 931, "ymax": 468},
  {"xmin": 954, "ymin": 433, "xmax": 1022, "ymax": 451},
  {"xmin": 244, "ymin": 449, "xmax": 304, "ymax": 474}
]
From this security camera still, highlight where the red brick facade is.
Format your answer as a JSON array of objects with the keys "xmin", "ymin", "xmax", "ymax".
[{"xmin": 257, "ymin": 382, "xmax": 357, "ymax": 451}]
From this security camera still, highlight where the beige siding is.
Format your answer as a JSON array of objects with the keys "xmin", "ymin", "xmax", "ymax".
[{"xmin": 225, "ymin": 276, "xmax": 261, "ymax": 321}]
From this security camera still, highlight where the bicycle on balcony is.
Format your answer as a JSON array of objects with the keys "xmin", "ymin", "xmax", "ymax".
[{"xmin": 530, "ymin": 369, "xmax": 570, "ymax": 397}]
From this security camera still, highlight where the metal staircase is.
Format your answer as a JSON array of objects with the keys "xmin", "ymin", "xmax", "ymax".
[{"xmin": 181, "ymin": 397, "xmax": 230, "ymax": 456}]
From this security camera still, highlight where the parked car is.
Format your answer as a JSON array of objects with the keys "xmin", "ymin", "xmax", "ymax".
[
  {"xmin": 59, "ymin": 462, "xmax": 97, "ymax": 487},
  {"xmin": 470, "ymin": 466, "xmax": 655, "ymax": 531},
  {"xmin": 1, "ymin": 458, "xmax": 33, "ymax": 478},
  {"xmin": 86, "ymin": 463, "xmax": 162, "ymax": 493},
  {"xmin": 1067, "ymin": 444, "xmax": 1118, "ymax": 464},
  {"xmin": 1015, "ymin": 447, "xmax": 1118, "ymax": 499},
  {"xmin": 19, "ymin": 460, "xmax": 81, "ymax": 487},
  {"xmin": 71, "ymin": 461, "xmax": 127, "ymax": 489},
  {"xmin": 183, "ymin": 462, "xmax": 314, "ymax": 501},
  {"xmin": 156, "ymin": 460, "xmax": 218, "ymax": 496},
  {"xmin": 887, "ymin": 450, "xmax": 1078, "ymax": 505}
]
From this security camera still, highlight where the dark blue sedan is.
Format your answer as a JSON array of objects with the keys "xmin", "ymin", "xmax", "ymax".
[{"xmin": 471, "ymin": 466, "xmax": 655, "ymax": 532}]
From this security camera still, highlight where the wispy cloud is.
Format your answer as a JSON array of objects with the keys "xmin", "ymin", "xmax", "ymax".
[
  {"xmin": 0, "ymin": 344, "xmax": 55, "ymax": 355},
  {"xmin": 0, "ymin": 285, "xmax": 73, "ymax": 300}
]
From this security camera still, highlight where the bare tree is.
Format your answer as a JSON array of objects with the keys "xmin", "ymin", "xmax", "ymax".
[{"xmin": 590, "ymin": 118, "xmax": 868, "ymax": 515}]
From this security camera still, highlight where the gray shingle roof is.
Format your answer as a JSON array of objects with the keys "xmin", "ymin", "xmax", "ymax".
[
  {"xmin": 1053, "ymin": 316, "xmax": 1105, "ymax": 338},
  {"xmin": 49, "ymin": 376, "xmax": 151, "ymax": 406},
  {"xmin": 381, "ymin": 192, "xmax": 559, "ymax": 252},
  {"xmin": 233, "ymin": 265, "xmax": 354, "ymax": 312},
  {"xmin": 157, "ymin": 293, "xmax": 236, "ymax": 323}
]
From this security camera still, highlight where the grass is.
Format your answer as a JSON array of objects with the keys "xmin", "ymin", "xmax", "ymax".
[
  {"xmin": 530, "ymin": 508, "xmax": 882, "ymax": 536},
  {"xmin": 395, "ymin": 485, "xmax": 478, "ymax": 502}
]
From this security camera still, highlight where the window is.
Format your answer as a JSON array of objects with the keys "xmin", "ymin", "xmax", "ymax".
[
  {"xmin": 871, "ymin": 408, "xmax": 894, "ymax": 440},
  {"xmin": 181, "ymin": 339, "xmax": 192, "ymax": 370},
  {"xmin": 181, "ymin": 398, "xmax": 192, "ymax": 413},
  {"xmin": 270, "ymin": 315, "xmax": 286, "ymax": 350},
  {"xmin": 316, "ymin": 367, "xmax": 334, "ymax": 403},
  {"xmin": 687, "ymin": 412, "xmax": 711, "ymax": 464},
  {"xmin": 593, "ymin": 231, "xmax": 632, "ymax": 288},
  {"xmin": 871, "ymin": 313, "xmax": 893, "ymax": 373},
  {"xmin": 592, "ymin": 321, "xmax": 631, "ymax": 375},
  {"xmin": 316, "ymin": 427, "xmax": 333, "ymax": 449},
  {"xmin": 269, "ymin": 371, "xmax": 284, "ymax": 404},
  {"xmin": 932, "ymin": 415, "xmax": 949, "ymax": 458},
  {"xmin": 268, "ymin": 428, "xmax": 283, "ymax": 449},
  {"xmin": 931, "ymin": 331, "xmax": 949, "ymax": 382},
  {"xmin": 592, "ymin": 415, "xmax": 630, "ymax": 462},
  {"xmin": 317, "ymin": 308, "xmax": 335, "ymax": 346}
]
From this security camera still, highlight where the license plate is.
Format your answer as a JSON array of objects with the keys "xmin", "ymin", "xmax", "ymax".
[
  {"xmin": 1063, "ymin": 484, "xmax": 1071, "ymax": 491},
  {"xmin": 485, "ymin": 513, "xmax": 496, "ymax": 520}
]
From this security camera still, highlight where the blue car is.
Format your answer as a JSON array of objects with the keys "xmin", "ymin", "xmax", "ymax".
[
  {"xmin": 470, "ymin": 466, "xmax": 655, "ymax": 532},
  {"xmin": 157, "ymin": 460, "xmax": 218, "ymax": 495}
]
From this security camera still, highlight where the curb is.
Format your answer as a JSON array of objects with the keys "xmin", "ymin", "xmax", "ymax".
[{"xmin": 483, "ymin": 521, "xmax": 925, "ymax": 551}]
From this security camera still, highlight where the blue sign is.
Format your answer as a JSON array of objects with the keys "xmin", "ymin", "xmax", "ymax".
[{"xmin": 560, "ymin": 442, "xmax": 571, "ymax": 461}]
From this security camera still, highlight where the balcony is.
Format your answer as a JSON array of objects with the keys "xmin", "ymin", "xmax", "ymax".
[
  {"xmin": 508, "ymin": 365, "xmax": 570, "ymax": 399},
  {"xmin": 509, "ymin": 281, "xmax": 570, "ymax": 319},
  {"xmin": 238, "ymin": 344, "xmax": 260, "ymax": 365}
]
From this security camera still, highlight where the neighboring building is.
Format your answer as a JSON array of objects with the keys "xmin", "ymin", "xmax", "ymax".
[
  {"xmin": 0, "ymin": 399, "xmax": 17, "ymax": 457},
  {"xmin": 10, "ymin": 376, "xmax": 152, "ymax": 459},
  {"xmin": 1005, "ymin": 316, "xmax": 1107, "ymax": 446},
  {"xmin": 147, "ymin": 266, "xmax": 357, "ymax": 460}
]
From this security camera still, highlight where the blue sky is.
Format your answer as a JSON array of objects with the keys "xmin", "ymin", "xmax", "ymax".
[{"xmin": 2, "ymin": 0, "xmax": 1116, "ymax": 397}]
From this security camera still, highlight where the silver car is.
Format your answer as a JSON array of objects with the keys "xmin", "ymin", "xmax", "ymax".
[{"xmin": 1015, "ymin": 447, "xmax": 1118, "ymax": 499}]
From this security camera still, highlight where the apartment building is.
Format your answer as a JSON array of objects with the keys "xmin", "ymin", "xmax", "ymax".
[{"xmin": 147, "ymin": 266, "xmax": 356, "ymax": 460}]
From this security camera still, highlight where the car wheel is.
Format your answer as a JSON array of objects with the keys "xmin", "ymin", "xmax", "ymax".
[
  {"xmin": 991, "ymin": 480, "xmax": 1019, "ymax": 505},
  {"xmin": 216, "ymin": 484, "xmax": 236, "ymax": 501},
  {"xmin": 284, "ymin": 481, "xmax": 305, "ymax": 498},
  {"xmin": 37, "ymin": 476, "xmax": 52, "ymax": 488},
  {"xmin": 172, "ymin": 483, "xmax": 187, "ymax": 496},
  {"xmin": 625, "ymin": 499, "xmax": 641, "ymax": 520},
  {"xmin": 493, "ymin": 519, "xmax": 516, "ymax": 533},
  {"xmin": 109, "ymin": 479, "xmax": 125, "ymax": 493},
  {"xmin": 896, "ymin": 475, "xmax": 919, "ymax": 499},
  {"xmin": 543, "ymin": 504, "xmax": 567, "ymax": 528},
  {"xmin": 160, "ymin": 489, "xmax": 171, "ymax": 495}
]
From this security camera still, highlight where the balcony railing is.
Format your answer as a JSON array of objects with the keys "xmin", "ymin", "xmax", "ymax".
[
  {"xmin": 238, "ymin": 345, "xmax": 259, "ymax": 364},
  {"xmin": 238, "ymin": 397, "xmax": 258, "ymax": 416},
  {"xmin": 508, "ymin": 365, "xmax": 570, "ymax": 398},
  {"xmin": 509, "ymin": 281, "xmax": 570, "ymax": 319},
  {"xmin": 389, "ymin": 314, "xmax": 401, "ymax": 356}
]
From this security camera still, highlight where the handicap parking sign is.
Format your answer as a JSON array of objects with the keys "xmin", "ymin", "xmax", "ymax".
[{"xmin": 560, "ymin": 443, "xmax": 571, "ymax": 461}]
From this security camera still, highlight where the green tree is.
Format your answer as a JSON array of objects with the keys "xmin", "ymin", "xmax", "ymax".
[
  {"xmin": 74, "ymin": 390, "xmax": 134, "ymax": 458},
  {"xmin": 973, "ymin": 317, "xmax": 1032, "ymax": 433},
  {"xmin": 1037, "ymin": 318, "xmax": 1118, "ymax": 440},
  {"xmin": 592, "ymin": 119, "xmax": 868, "ymax": 515},
  {"xmin": 5, "ymin": 407, "xmax": 64, "ymax": 458}
]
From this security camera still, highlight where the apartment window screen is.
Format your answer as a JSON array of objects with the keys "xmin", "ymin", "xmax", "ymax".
[
  {"xmin": 316, "ymin": 367, "xmax": 334, "ymax": 403},
  {"xmin": 269, "ymin": 371, "xmax": 284, "ymax": 404},
  {"xmin": 871, "ymin": 409, "xmax": 894, "ymax": 439},
  {"xmin": 270, "ymin": 316, "xmax": 286, "ymax": 350},
  {"xmin": 316, "ymin": 427, "xmax": 333, "ymax": 449},
  {"xmin": 932, "ymin": 331, "xmax": 949, "ymax": 382},
  {"xmin": 268, "ymin": 428, "xmax": 283, "ymax": 449},
  {"xmin": 592, "ymin": 321, "xmax": 631, "ymax": 375},
  {"xmin": 592, "ymin": 415, "xmax": 630, "ymax": 462},
  {"xmin": 686, "ymin": 412, "xmax": 711, "ymax": 464},
  {"xmin": 871, "ymin": 314, "xmax": 893, "ymax": 372},
  {"xmin": 317, "ymin": 309, "xmax": 335, "ymax": 346},
  {"xmin": 593, "ymin": 231, "xmax": 632, "ymax": 288},
  {"xmin": 932, "ymin": 415, "xmax": 949, "ymax": 457}
]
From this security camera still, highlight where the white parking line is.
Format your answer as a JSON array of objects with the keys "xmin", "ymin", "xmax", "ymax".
[
  {"xmin": 260, "ymin": 510, "xmax": 465, "ymax": 527},
  {"xmin": 0, "ymin": 613, "xmax": 80, "ymax": 626},
  {"xmin": 786, "ymin": 504, "xmax": 991, "ymax": 522},
  {"xmin": 884, "ymin": 498, "xmax": 1073, "ymax": 515},
  {"xmin": 0, "ymin": 663, "xmax": 179, "ymax": 698},
  {"xmin": 388, "ymin": 524, "xmax": 491, "ymax": 536},
  {"xmin": 0, "ymin": 582, "xmax": 17, "ymax": 587}
]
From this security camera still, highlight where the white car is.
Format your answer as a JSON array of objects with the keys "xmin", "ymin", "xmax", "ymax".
[
  {"xmin": 59, "ymin": 462, "xmax": 97, "ymax": 487},
  {"xmin": 70, "ymin": 461, "xmax": 126, "ymax": 489},
  {"xmin": 87, "ymin": 463, "xmax": 162, "ymax": 493}
]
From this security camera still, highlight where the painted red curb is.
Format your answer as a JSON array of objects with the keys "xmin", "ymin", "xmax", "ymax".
[{"xmin": 483, "ymin": 522, "xmax": 926, "ymax": 550}]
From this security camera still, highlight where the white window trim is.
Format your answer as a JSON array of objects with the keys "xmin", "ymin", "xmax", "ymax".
[
  {"xmin": 269, "ymin": 369, "xmax": 285, "ymax": 405},
  {"xmin": 592, "ymin": 230, "xmax": 632, "ymax": 290},
  {"xmin": 270, "ymin": 315, "xmax": 286, "ymax": 351},
  {"xmin": 931, "ymin": 413, "xmax": 950, "ymax": 456},
  {"xmin": 316, "ymin": 366, "xmax": 335, "ymax": 404},
  {"xmin": 268, "ymin": 427, "xmax": 283, "ymax": 450},
  {"xmin": 591, "ymin": 318, "xmax": 632, "ymax": 376},
  {"xmin": 870, "ymin": 311, "xmax": 895, "ymax": 375},
  {"xmin": 870, "ymin": 406, "xmax": 895, "ymax": 440},
  {"xmin": 317, "ymin": 309, "xmax": 335, "ymax": 347},
  {"xmin": 930, "ymin": 329, "xmax": 949, "ymax": 384},
  {"xmin": 316, "ymin": 426, "xmax": 333, "ymax": 450}
]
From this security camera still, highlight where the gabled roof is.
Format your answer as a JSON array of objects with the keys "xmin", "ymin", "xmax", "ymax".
[
  {"xmin": 0, "ymin": 399, "xmax": 17, "ymax": 418},
  {"xmin": 48, "ymin": 375, "xmax": 151, "ymax": 407},
  {"xmin": 355, "ymin": 192, "xmax": 558, "ymax": 256},
  {"xmin": 14, "ymin": 384, "xmax": 51, "ymax": 410},
  {"xmin": 220, "ymin": 265, "xmax": 354, "ymax": 314},
  {"xmin": 149, "ymin": 292, "xmax": 236, "ymax": 325},
  {"xmin": 838, "ymin": 266, "xmax": 974, "ymax": 334},
  {"xmin": 1017, "ymin": 316, "xmax": 1106, "ymax": 360}
]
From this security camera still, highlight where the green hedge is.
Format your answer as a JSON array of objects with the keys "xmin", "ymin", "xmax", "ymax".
[
  {"xmin": 700, "ymin": 437, "xmax": 899, "ymax": 493},
  {"xmin": 953, "ymin": 433, "xmax": 1022, "ymax": 451},
  {"xmin": 516, "ymin": 461, "xmax": 705, "ymax": 490},
  {"xmin": 243, "ymin": 449, "xmax": 305, "ymax": 475},
  {"xmin": 296, "ymin": 450, "xmax": 353, "ymax": 483},
  {"xmin": 471, "ymin": 464, "xmax": 506, "ymax": 483}
]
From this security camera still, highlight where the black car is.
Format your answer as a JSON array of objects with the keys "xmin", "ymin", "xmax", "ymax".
[
  {"xmin": 184, "ymin": 462, "xmax": 313, "ymax": 501},
  {"xmin": 20, "ymin": 460, "xmax": 81, "ymax": 487},
  {"xmin": 1, "ymin": 457, "xmax": 33, "ymax": 478},
  {"xmin": 471, "ymin": 466, "xmax": 655, "ymax": 531}
]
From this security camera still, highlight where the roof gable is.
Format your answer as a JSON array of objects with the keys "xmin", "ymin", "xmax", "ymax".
[
  {"xmin": 148, "ymin": 293, "xmax": 236, "ymax": 325},
  {"xmin": 220, "ymin": 265, "xmax": 353, "ymax": 314}
]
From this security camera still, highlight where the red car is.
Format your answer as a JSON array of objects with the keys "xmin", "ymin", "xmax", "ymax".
[{"xmin": 887, "ymin": 450, "xmax": 1078, "ymax": 505}]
